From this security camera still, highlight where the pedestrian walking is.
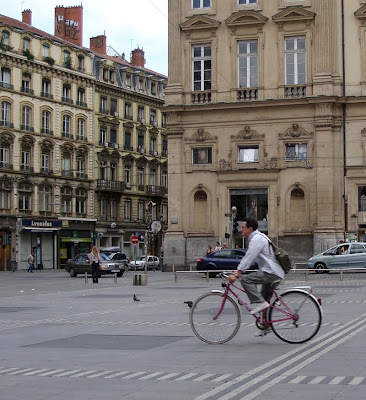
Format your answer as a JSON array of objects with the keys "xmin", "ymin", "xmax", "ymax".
[
  {"xmin": 205, "ymin": 245, "xmax": 213, "ymax": 256},
  {"xmin": 27, "ymin": 253, "xmax": 35, "ymax": 272},
  {"xmin": 88, "ymin": 246, "xmax": 102, "ymax": 283}
]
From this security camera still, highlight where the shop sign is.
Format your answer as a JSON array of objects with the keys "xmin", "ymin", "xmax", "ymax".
[{"xmin": 22, "ymin": 219, "xmax": 61, "ymax": 228}]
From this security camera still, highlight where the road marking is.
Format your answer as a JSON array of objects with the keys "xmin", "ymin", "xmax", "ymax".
[
  {"xmin": 329, "ymin": 376, "xmax": 345, "ymax": 385},
  {"xmin": 175, "ymin": 373, "xmax": 198, "ymax": 381},
  {"xmin": 308, "ymin": 376, "xmax": 326, "ymax": 384},
  {"xmin": 211, "ymin": 374, "xmax": 233, "ymax": 382},
  {"xmin": 6, "ymin": 368, "xmax": 34, "ymax": 375},
  {"xmin": 22, "ymin": 369, "xmax": 49, "ymax": 376},
  {"xmin": 120, "ymin": 371, "xmax": 146, "ymax": 379},
  {"xmin": 39, "ymin": 369, "xmax": 65, "ymax": 377},
  {"xmin": 53, "ymin": 369, "xmax": 81, "ymax": 377},
  {"xmin": 157, "ymin": 372, "xmax": 181, "ymax": 380},
  {"xmin": 289, "ymin": 376, "xmax": 307, "ymax": 384},
  {"xmin": 193, "ymin": 373, "xmax": 216, "ymax": 382},
  {"xmin": 139, "ymin": 372, "xmax": 165, "ymax": 380},
  {"xmin": 86, "ymin": 371, "xmax": 113, "ymax": 378},
  {"xmin": 71, "ymin": 370, "xmax": 97, "ymax": 378},
  {"xmin": 349, "ymin": 377, "xmax": 364, "ymax": 385},
  {"xmin": 104, "ymin": 371, "xmax": 131, "ymax": 379}
]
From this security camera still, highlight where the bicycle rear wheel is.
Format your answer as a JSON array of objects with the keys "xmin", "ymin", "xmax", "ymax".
[
  {"xmin": 190, "ymin": 293, "xmax": 241, "ymax": 344},
  {"xmin": 269, "ymin": 290, "xmax": 322, "ymax": 344}
]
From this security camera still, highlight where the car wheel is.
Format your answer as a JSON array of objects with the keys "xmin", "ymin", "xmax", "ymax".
[
  {"xmin": 69, "ymin": 268, "xmax": 77, "ymax": 278},
  {"xmin": 314, "ymin": 263, "xmax": 327, "ymax": 274}
]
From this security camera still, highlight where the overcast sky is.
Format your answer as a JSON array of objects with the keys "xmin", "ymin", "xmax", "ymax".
[{"xmin": 1, "ymin": 0, "xmax": 168, "ymax": 76}]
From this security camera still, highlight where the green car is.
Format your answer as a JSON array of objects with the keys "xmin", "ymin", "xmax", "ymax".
[{"xmin": 306, "ymin": 242, "xmax": 366, "ymax": 273}]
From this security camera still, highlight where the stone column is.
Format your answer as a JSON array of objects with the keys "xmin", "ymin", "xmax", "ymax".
[{"xmin": 312, "ymin": 0, "xmax": 341, "ymax": 96}]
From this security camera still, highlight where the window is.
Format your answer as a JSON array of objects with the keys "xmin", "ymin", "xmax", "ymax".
[
  {"xmin": 100, "ymin": 198, "xmax": 107, "ymax": 219},
  {"xmin": 1, "ymin": 101, "xmax": 11, "ymax": 126},
  {"xmin": 41, "ymin": 152, "xmax": 50, "ymax": 172},
  {"xmin": 41, "ymin": 110, "xmax": 51, "ymax": 134},
  {"xmin": 0, "ymin": 181, "xmax": 11, "ymax": 210},
  {"xmin": 150, "ymin": 169, "xmax": 156, "ymax": 186},
  {"xmin": 21, "ymin": 149, "xmax": 31, "ymax": 171},
  {"xmin": 22, "ymin": 37, "xmax": 30, "ymax": 52},
  {"xmin": 238, "ymin": 0, "xmax": 257, "ymax": 4},
  {"xmin": 162, "ymin": 171, "xmax": 168, "ymax": 188},
  {"xmin": 285, "ymin": 36, "xmax": 306, "ymax": 85},
  {"xmin": 18, "ymin": 183, "xmax": 32, "ymax": 211},
  {"xmin": 162, "ymin": 138, "xmax": 168, "ymax": 157},
  {"xmin": 150, "ymin": 109, "xmax": 157, "ymax": 125},
  {"xmin": 62, "ymin": 154, "xmax": 72, "ymax": 176},
  {"xmin": 110, "ymin": 70, "xmax": 115, "ymax": 82},
  {"xmin": 63, "ymin": 50, "xmax": 71, "ymax": 67},
  {"xmin": 162, "ymin": 203, "xmax": 168, "ymax": 222},
  {"xmin": 62, "ymin": 115, "xmax": 71, "ymax": 137},
  {"xmin": 100, "ymin": 161, "xmax": 107, "ymax": 180},
  {"xmin": 62, "ymin": 84, "xmax": 71, "ymax": 101},
  {"xmin": 238, "ymin": 41, "xmax": 258, "ymax": 88},
  {"xmin": 137, "ymin": 201, "xmax": 144, "ymax": 220},
  {"xmin": 100, "ymin": 97, "xmax": 107, "ymax": 113},
  {"xmin": 192, "ymin": 45, "xmax": 211, "ymax": 91},
  {"xmin": 138, "ymin": 106, "xmax": 145, "ymax": 122},
  {"xmin": 125, "ymin": 102, "xmax": 132, "ymax": 119},
  {"xmin": 77, "ymin": 88, "xmax": 85, "ymax": 106},
  {"xmin": 138, "ymin": 167, "xmax": 144, "ymax": 186},
  {"xmin": 61, "ymin": 186, "xmax": 72, "ymax": 214},
  {"xmin": 124, "ymin": 131, "xmax": 131, "ymax": 150},
  {"xmin": 76, "ymin": 188, "xmax": 86, "ymax": 214},
  {"xmin": 110, "ymin": 128, "xmax": 117, "ymax": 145},
  {"xmin": 124, "ymin": 200, "xmax": 131, "ymax": 220},
  {"xmin": 150, "ymin": 137, "xmax": 157, "ymax": 154},
  {"xmin": 42, "ymin": 44, "xmax": 50, "ymax": 58},
  {"xmin": 192, "ymin": 147, "xmax": 212, "ymax": 164},
  {"xmin": 0, "ymin": 144, "xmax": 10, "ymax": 168},
  {"xmin": 21, "ymin": 106, "xmax": 32, "ymax": 131},
  {"xmin": 41, "ymin": 78, "xmax": 52, "ymax": 98},
  {"xmin": 192, "ymin": 0, "xmax": 211, "ymax": 8},
  {"xmin": 110, "ymin": 163, "xmax": 117, "ymax": 181},
  {"xmin": 124, "ymin": 166, "xmax": 131, "ymax": 185},
  {"xmin": 138, "ymin": 78, "xmax": 144, "ymax": 92},
  {"xmin": 125, "ymin": 74, "xmax": 131, "ymax": 88},
  {"xmin": 151, "ymin": 82, "xmax": 156, "ymax": 95},
  {"xmin": 1, "ymin": 30, "xmax": 10, "ymax": 46},
  {"xmin": 138, "ymin": 134, "xmax": 144, "ymax": 152},
  {"xmin": 77, "ymin": 157, "xmax": 85, "ymax": 178},
  {"xmin": 100, "ymin": 127, "xmax": 107, "ymax": 143},
  {"xmin": 78, "ymin": 55, "xmax": 84, "ymax": 72},
  {"xmin": 285, "ymin": 143, "xmax": 307, "ymax": 161},
  {"xmin": 110, "ymin": 199, "xmax": 117, "ymax": 219},
  {"xmin": 1, "ymin": 67, "xmax": 11, "ymax": 89},
  {"xmin": 238, "ymin": 146, "xmax": 259, "ymax": 163},
  {"xmin": 110, "ymin": 98, "xmax": 117, "ymax": 114},
  {"xmin": 39, "ymin": 186, "xmax": 52, "ymax": 212},
  {"xmin": 21, "ymin": 73, "xmax": 31, "ymax": 93},
  {"xmin": 77, "ymin": 118, "xmax": 85, "ymax": 140}
]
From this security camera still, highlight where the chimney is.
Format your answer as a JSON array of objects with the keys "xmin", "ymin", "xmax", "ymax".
[
  {"xmin": 22, "ymin": 9, "xmax": 32, "ymax": 25},
  {"xmin": 54, "ymin": 5, "xmax": 83, "ymax": 47},
  {"xmin": 90, "ymin": 35, "xmax": 106, "ymax": 55},
  {"xmin": 131, "ymin": 47, "xmax": 145, "ymax": 68}
]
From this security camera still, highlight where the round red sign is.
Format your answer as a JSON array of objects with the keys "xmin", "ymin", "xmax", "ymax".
[{"xmin": 131, "ymin": 235, "xmax": 139, "ymax": 245}]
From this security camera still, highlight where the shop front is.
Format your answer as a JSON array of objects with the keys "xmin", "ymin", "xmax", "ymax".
[{"xmin": 59, "ymin": 218, "xmax": 96, "ymax": 269}]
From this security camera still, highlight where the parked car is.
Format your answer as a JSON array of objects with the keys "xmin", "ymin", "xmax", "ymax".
[
  {"xmin": 128, "ymin": 255, "xmax": 160, "ymax": 271},
  {"xmin": 196, "ymin": 248, "xmax": 258, "ymax": 277},
  {"xmin": 100, "ymin": 248, "xmax": 128, "ymax": 268},
  {"xmin": 65, "ymin": 253, "xmax": 125, "ymax": 278},
  {"xmin": 306, "ymin": 242, "xmax": 366, "ymax": 273}
]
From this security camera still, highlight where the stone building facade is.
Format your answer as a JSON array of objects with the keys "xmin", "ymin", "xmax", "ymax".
[
  {"xmin": 164, "ymin": 0, "xmax": 366, "ymax": 268},
  {"xmin": 0, "ymin": 7, "xmax": 167, "ymax": 270}
]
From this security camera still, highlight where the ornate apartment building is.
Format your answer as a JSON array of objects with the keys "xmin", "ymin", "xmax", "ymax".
[
  {"xmin": 0, "ymin": 7, "xmax": 167, "ymax": 270},
  {"xmin": 164, "ymin": 0, "xmax": 366, "ymax": 267}
]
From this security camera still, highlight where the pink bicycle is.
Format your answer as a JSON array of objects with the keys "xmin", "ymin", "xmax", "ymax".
[{"xmin": 190, "ymin": 273, "xmax": 322, "ymax": 344}]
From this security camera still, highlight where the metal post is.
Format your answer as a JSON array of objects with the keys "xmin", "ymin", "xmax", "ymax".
[
  {"xmin": 305, "ymin": 268, "xmax": 308, "ymax": 281},
  {"xmin": 175, "ymin": 272, "xmax": 178, "ymax": 283},
  {"xmin": 340, "ymin": 269, "xmax": 343, "ymax": 281},
  {"xmin": 206, "ymin": 271, "xmax": 209, "ymax": 283},
  {"xmin": 85, "ymin": 272, "xmax": 88, "ymax": 283},
  {"xmin": 114, "ymin": 272, "xmax": 117, "ymax": 283}
]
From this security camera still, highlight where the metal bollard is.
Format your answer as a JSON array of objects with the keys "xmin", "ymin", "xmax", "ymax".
[
  {"xmin": 206, "ymin": 271, "xmax": 209, "ymax": 283},
  {"xmin": 305, "ymin": 268, "xmax": 309, "ymax": 281},
  {"xmin": 340, "ymin": 269, "xmax": 343, "ymax": 281},
  {"xmin": 175, "ymin": 272, "xmax": 178, "ymax": 283},
  {"xmin": 85, "ymin": 272, "xmax": 88, "ymax": 283},
  {"xmin": 114, "ymin": 273, "xmax": 117, "ymax": 283}
]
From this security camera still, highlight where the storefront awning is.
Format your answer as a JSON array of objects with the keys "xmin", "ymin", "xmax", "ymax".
[
  {"xmin": 23, "ymin": 227, "xmax": 60, "ymax": 232},
  {"xmin": 61, "ymin": 238, "xmax": 93, "ymax": 243}
]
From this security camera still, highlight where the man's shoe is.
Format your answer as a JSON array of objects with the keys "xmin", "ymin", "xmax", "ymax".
[
  {"xmin": 250, "ymin": 301, "xmax": 270, "ymax": 315},
  {"xmin": 254, "ymin": 327, "xmax": 272, "ymax": 337}
]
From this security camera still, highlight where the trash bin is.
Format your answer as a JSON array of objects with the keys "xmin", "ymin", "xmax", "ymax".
[{"xmin": 133, "ymin": 274, "xmax": 147, "ymax": 286}]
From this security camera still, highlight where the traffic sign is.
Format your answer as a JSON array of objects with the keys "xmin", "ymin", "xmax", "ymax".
[{"xmin": 131, "ymin": 235, "xmax": 139, "ymax": 245}]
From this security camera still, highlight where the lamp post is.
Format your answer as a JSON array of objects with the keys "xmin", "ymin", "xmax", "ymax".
[
  {"xmin": 145, "ymin": 200, "xmax": 156, "ymax": 260},
  {"xmin": 231, "ymin": 206, "xmax": 237, "ymax": 248}
]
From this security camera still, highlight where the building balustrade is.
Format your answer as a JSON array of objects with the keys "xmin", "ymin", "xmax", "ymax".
[
  {"xmin": 146, "ymin": 185, "xmax": 168, "ymax": 196},
  {"xmin": 21, "ymin": 87, "xmax": 34, "ymax": 94},
  {"xmin": 0, "ymin": 120, "xmax": 14, "ymax": 128},
  {"xmin": 96, "ymin": 179, "xmax": 125, "ymax": 191},
  {"xmin": 0, "ymin": 81, "xmax": 14, "ymax": 90},
  {"xmin": 191, "ymin": 91, "xmax": 212, "ymax": 104},
  {"xmin": 41, "ymin": 91, "xmax": 53, "ymax": 99},
  {"xmin": 284, "ymin": 85, "xmax": 307, "ymax": 98},
  {"xmin": 237, "ymin": 88, "xmax": 258, "ymax": 101}
]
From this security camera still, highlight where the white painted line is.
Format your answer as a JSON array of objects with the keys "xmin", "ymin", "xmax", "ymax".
[
  {"xmin": 23, "ymin": 369, "xmax": 49, "ymax": 376},
  {"xmin": 0, "ymin": 368, "xmax": 20, "ymax": 374},
  {"xmin": 39, "ymin": 369, "xmax": 65, "ymax": 377},
  {"xmin": 6, "ymin": 368, "xmax": 34, "ymax": 376},
  {"xmin": 53, "ymin": 369, "xmax": 81, "ymax": 377},
  {"xmin": 212, "ymin": 374, "xmax": 232, "ymax": 382},
  {"xmin": 194, "ymin": 374, "xmax": 216, "ymax": 382},
  {"xmin": 139, "ymin": 372, "xmax": 165, "ymax": 380},
  {"xmin": 122, "ymin": 371, "xmax": 146, "ymax": 379},
  {"xmin": 308, "ymin": 376, "xmax": 326, "ymax": 384},
  {"xmin": 104, "ymin": 371, "xmax": 131, "ymax": 379},
  {"xmin": 86, "ymin": 371, "xmax": 113, "ymax": 378},
  {"xmin": 289, "ymin": 376, "xmax": 307, "ymax": 384},
  {"xmin": 349, "ymin": 377, "xmax": 364, "ymax": 385},
  {"xmin": 175, "ymin": 373, "xmax": 198, "ymax": 381},
  {"xmin": 157, "ymin": 372, "xmax": 181, "ymax": 380},
  {"xmin": 329, "ymin": 376, "xmax": 345, "ymax": 385},
  {"xmin": 71, "ymin": 370, "xmax": 97, "ymax": 378}
]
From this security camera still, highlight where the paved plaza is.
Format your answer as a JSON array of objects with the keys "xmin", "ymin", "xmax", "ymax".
[{"xmin": 1, "ymin": 269, "xmax": 366, "ymax": 399}]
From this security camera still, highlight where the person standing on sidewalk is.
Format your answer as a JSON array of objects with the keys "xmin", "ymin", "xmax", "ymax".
[
  {"xmin": 88, "ymin": 246, "xmax": 102, "ymax": 283},
  {"xmin": 27, "ymin": 253, "xmax": 35, "ymax": 272},
  {"xmin": 228, "ymin": 217, "xmax": 284, "ymax": 316}
]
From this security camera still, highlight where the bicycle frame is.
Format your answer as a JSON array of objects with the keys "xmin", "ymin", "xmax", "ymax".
[{"xmin": 213, "ymin": 279, "xmax": 314, "ymax": 326}]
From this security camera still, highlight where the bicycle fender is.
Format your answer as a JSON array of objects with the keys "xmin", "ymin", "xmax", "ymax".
[
  {"xmin": 279, "ymin": 288, "xmax": 323, "ymax": 315},
  {"xmin": 211, "ymin": 290, "xmax": 225, "ymax": 294}
]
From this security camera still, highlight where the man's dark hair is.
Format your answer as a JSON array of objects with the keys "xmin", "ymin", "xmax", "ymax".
[{"xmin": 243, "ymin": 216, "xmax": 258, "ymax": 231}]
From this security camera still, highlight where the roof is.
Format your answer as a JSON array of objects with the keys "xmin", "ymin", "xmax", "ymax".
[{"xmin": 0, "ymin": 13, "xmax": 167, "ymax": 79}]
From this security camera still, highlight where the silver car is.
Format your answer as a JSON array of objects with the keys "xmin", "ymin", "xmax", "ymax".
[
  {"xmin": 306, "ymin": 242, "xmax": 366, "ymax": 273},
  {"xmin": 128, "ymin": 255, "xmax": 160, "ymax": 271}
]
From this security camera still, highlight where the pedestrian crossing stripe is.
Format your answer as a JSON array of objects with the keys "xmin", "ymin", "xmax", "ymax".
[{"xmin": 0, "ymin": 367, "xmax": 365, "ymax": 386}]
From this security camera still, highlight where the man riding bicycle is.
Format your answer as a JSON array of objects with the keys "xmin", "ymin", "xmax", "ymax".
[{"xmin": 228, "ymin": 217, "xmax": 284, "ymax": 320}]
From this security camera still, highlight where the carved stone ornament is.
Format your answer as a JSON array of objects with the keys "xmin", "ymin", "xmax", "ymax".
[
  {"xmin": 279, "ymin": 124, "xmax": 313, "ymax": 139},
  {"xmin": 355, "ymin": 5, "xmax": 366, "ymax": 25},
  {"xmin": 76, "ymin": 145, "xmax": 89, "ymax": 156},
  {"xmin": 40, "ymin": 139, "xmax": 54, "ymax": 151},
  {"xmin": 225, "ymin": 10, "xmax": 268, "ymax": 29},
  {"xmin": 362, "ymin": 127, "xmax": 366, "ymax": 137},
  {"xmin": 187, "ymin": 128, "xmax": 217, "ymax": 142},
  {"xmin": 232, "ymin": 126, "xmax": 264, "ymax": 140},
  {"xmin": 180, "ymin": 15, "xmax": 220, "ymax": 33},
  {"xmin": 272, "ymin": 6, "xmax": 316, "ymax": 25},
  {"xmin": 219, "ymin": 159, "xmax": 232, "ymax": 171},
  {"xmin": 0, "ymin": 132, "xmax": 15, "ymax": 145}
]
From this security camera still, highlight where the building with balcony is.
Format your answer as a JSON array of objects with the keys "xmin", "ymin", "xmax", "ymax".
[{"xmin": 164, "ymin": 0, "xmax": 366, "ymax": 268}]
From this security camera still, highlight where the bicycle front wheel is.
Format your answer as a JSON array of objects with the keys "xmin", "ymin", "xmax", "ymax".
[
  {"xmin": 269, "ymin": 290, "xmax": 322, "ymax": 344},
  {"xmin": 190, "ymin": 293, "xmax": 241, "ymax": 344}
]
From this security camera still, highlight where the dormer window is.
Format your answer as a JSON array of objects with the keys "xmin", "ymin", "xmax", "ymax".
[
  {"xmin": 23, "ymin": 37, "xmax": 30, "ymax": 52},
  {"xmin": 42, "ymin": 44, "xmax": 50, "ymax": 58},
  {"xmin": 1, "ymin": 30, "xmax": 10, "ymax": 46},
  {"xmin": 125, "ymin": 74, "xmax": 131, "ymax": 88}
]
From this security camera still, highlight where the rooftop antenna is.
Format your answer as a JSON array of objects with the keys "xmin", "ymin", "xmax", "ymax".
[
  {"xmin": 20, "ymin": 0, "xmax": 25, "ymax": 12},
  {"xmin": 130, "ymin": 39, "xmax": 134, "ymax": 51}
]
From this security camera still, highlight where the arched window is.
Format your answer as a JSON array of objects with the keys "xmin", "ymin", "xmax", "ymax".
[
  {"xmin": 0, "ymin": 180, "xmax": 11, "ymax": 210},
  {"xmin": 62, "ymin": 115, "xmax": 72, "ymax": 138},
  {"xmin": 1, "ymin": 101, "xmax": 11, "ymax": 127},
  {"xmin": 41, "ymin": 110, "xmax": 52, "ymax": 134},
  {"xmin": 77, "ymin": 118, "xmax": 85, "ymax": 140},
  {"xmin": 193, "ymin": 190, "xmax": 208, "ymax": 231},
  {"xmin": 1, "ymin": 67, "xmax": 11, "ymax": 89},
  {"xmin": 291, "ymin": 188, "xmax": 305, "ymax": 199},
  {"xmin": 21, "ymin": 105, "xmax": 32, "ymax": 131}
]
